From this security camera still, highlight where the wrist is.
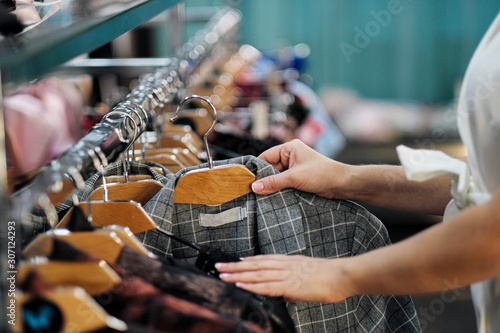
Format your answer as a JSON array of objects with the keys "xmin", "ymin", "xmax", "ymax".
[
  {"xmin": 327, "ymin": 257, "xmax": 359, "ymax": 303},
  {"xmin": 333, "ymin": 164, "xmax": 366, "ymax": 201}
]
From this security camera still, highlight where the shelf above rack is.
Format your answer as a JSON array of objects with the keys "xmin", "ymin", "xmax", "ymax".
[{"xmin": 0, "ymin": 0, "xmax": 181, "ymax": 88}]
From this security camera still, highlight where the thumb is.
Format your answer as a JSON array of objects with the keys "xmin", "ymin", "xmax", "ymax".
[{"xmin": 252, "ymin": 172, "xmax": 290, "ymax": 195}]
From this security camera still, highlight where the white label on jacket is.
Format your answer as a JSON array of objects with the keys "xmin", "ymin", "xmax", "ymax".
[{"xmin": 199, "ymin": 207, "xmax": 247, "ymax": 227}]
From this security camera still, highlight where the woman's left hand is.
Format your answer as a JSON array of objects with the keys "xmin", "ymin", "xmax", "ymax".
[{"xmin": 216, "ymin": 254, "xmax": 352, "ymax": 304}]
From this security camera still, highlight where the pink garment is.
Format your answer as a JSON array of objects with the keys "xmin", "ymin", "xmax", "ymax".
[{"xmin": 4, "ymin": 78, "xmax": 83, "ymax": 177}]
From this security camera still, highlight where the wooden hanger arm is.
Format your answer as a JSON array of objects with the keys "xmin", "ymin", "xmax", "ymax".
[
  {"xmin": 13, "ymin": 287, "xmax": 127, "ymax": 332},
  {"xmin": 174, "ymin": 164, "xmax": 256, "ymax": 205},
  {"xmin": 96, "ymin": 174, "xmax": 154, "ymax": 185},
  {"xmin": 88, "ymin": 180, "xmax": 163, "ymax": 206},
  {"xmin": 80, "ymin": 201, "xmax": 158, "ymax": 234},
  {"xmin": 99, "ymin": 227, "xmax": 151, "ymax": 256},
  {"xmin": 137, "ymin": 154, "xmax": 186, "ymax": 173},
  {"xmin": 22, "ymin": 231, "xmax": 125, "ymax": 264},
  {"xmin": 22, "ymin": 235, "xmax": 54, "ymax": 259},
  {"xmin": 57, "ymin": 201, "xmax": 159, "ymax": 235},
  {"xmin": 17, "ymin": 260, "xmax": 121, "ymax": 296}
]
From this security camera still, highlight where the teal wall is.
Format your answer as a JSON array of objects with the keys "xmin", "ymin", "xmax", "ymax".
[{"xmin": 186, "ymin": 1, "xmax": 500, "ymax": 102}]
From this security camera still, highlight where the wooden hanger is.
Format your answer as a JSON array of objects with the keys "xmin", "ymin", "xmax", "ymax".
[
  {"xmin": 56, "ymin": 142, "xmax": 161, "ymax": 234},
  {"xmin": 171, "ymin": 95, "xmax": 256, "ymax": 205},
  {"xmin": 158, "ymin": 133, "xmax": 203, "ymax": 157},
  {"xmin": 47, "ymin": 175, "xmax": 79, "ymax": 207},
  {"xmin": 143, "ymin": 147, "xmax": 200, "ymax": 167},
  {"xmin": 88, "ymin": 178, "xmax": 163, "ymax": 206},
  {"xmin": 17, "ymin": 260, "xmax": 121, "ymax": 296},
  {"xmin": 13, "ymin": 287, "xmax": 127, "ymax": 333},
  {"xmin": 54, "ymin": 191, "xmax": 202, "ymax": 256},
  {"xmin": 57, "ymin": 199, "xmax": 158, "ymax": 235},
  {"xmin": 100, "ymin": 225, "xmax": 151, "ymax": 255},
  {"xmin": 23, "ymin": 227, "xmax": 151, "ymax": 264},
  {"xmin": 173, "ymin": 164, "xmax": 255, "ymax": 204},
  {"xmin": 55, "ymin": 197, "xmax": 206, "ymax": 257},
  {"xmin": 97, "ymin": 174, "xmax": 155, "ymax": 184},
  {"xmin": 65, "ymin": 111, "xmax": 164, "ymax": 219},
  {"xmin": 162, "ymin": 123, "xmax": 205, "ymax": 149},
  {"xmin": 136, "ymin": 153, "xmax": 186, "ymax": 173}
]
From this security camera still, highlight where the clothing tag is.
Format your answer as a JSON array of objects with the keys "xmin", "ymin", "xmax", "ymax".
[{"xmin": 199, "ymin": 207, "xmax": 247, "ymax": 227}]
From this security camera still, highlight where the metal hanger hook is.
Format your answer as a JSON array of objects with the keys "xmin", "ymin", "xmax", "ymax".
[
  {"xmin": 170, "ymin": 95, "xmax": 217, "ymax": 169},
  {"xmin": 88, "ymin": 146, "xmax": 108, "ymax": 207},
  {"xmin": 103, "ymin": 110, "xmax": 139, "ymax": 182},
  {"xmin": 102, "ymin": 110, "xmax": 140, "ymax": 151}
]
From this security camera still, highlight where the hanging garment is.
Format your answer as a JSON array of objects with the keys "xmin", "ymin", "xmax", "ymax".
[
  {"xmin": 397, "ymin": 11, "xmax": 500, "ymax": 333},
  {"xmin": 139, "ymin": 155, "xmax": 421, "ymax": 333},
  {"xmin": 21, "ymin": 248, "xmax": 267, "ymax": 333},
  {"xmin": 5, "ymin": 78, "xmax": 83, "ymax": 178},
  {"xmin": 42, "ymin": 237, "xmax": 282, "ymax": 332}
]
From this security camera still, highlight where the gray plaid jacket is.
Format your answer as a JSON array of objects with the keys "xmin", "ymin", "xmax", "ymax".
[{"xmin": 139, "ymin": 155, "xmax": 421, "ymax": 333}]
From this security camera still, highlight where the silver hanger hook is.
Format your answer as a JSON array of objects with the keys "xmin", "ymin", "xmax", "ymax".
[
  {"xmin": 170, "ymin": 95, "xmax": 217, "ymax": 169},
  {"xmin": 121, "ymin": 101, "xmax": 148, "ymax": 131},
  {"xmin": 121, "ymin": 101, "xmax": 149, "ymax": 159},
  {"xmin": 64, "ymin": 165, "xmax": 86, "ymax": 207},
  {"xmin": 88, "ymin": 146, "xmax": 108, "ymax": 209},
  {"xmin": 37, "ymin": 193, "xmax": 58, "ymax": 228},
  {"xmin": 103, "ymin": 110, "xmax": 139, "ymax": 183},
  {"xmin": 102, "ymin": 109, "xmax": 140, "ymax": 151},
  {"xmin": 115, "ymin": 102, "xmax": 148, "ymax": 162}
]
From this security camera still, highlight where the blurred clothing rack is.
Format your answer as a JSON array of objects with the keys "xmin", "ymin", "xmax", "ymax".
[
  {"xmin": 0, "ymin": 8, "xmax": 242, "ymax": 331},
  {"xmin": 10, "ymin": 6, "xmax": 242, "ymax": 216}
]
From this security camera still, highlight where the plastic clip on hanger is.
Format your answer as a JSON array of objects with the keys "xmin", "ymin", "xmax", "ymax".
[{"xmin": 171, "ymin": 95, "xmax": 256, "ymax": 205}]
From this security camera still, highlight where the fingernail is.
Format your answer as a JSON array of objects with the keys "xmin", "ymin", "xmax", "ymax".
[
  {"xmin": 219, "ymin": 273, "xmax": 230, "ymax": 280},
  {"xmin": 252, "ymin": 182, "xmax": 264, "ymax": 193},
  {"xmin": 236, "ymin": 282, "xmax": 245, "ymax": 288},
  {"xmin": 215, "ymin": 263, "xmax": 226, "ymax": 270},
  {"xmin": 239, "ymin": 257, "xmax": 245, "ymax": 261}
]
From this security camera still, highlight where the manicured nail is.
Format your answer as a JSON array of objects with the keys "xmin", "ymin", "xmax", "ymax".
[
  {"xmin": 236, "ymin": 282, "xmax": 246, "ymax": 288},
  {"xmin": 239, "ymin": 257, "xmax": 245, "ymax": 261},
  {"xmin": 215, "ymin": 263, "xmax": 226, "ymax": 270},
  {"xmin": 219, "ymin": 273, "xmax": 230, "ymax": 280},
  {"xmin": 252, "ymin": 182, "xmax": 264, "ymax": 192}
]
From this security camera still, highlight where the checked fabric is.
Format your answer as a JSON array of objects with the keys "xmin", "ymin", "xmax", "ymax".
[{"xmin": 138, "ymin": 155, "xmax": 422, "ymax": 333}]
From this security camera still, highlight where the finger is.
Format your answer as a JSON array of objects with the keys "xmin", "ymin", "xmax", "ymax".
[
  {"xmin": 239, "ymin": 254, "xmax": 292, "ymax": 262},
  {"xmin": 216, "ymin": 258, "xmax": 285, "ymax": 273},
  {"xmin": 219, "ymin": 269, "xmax": 286, "ymax": 284},
  {"xmin": 257, "ymin": 144, "xmax": 288, "ymax": 166},
  {"xmin": 251, "ymin": 172, "xmax": 290, "ymax": 195},
  {"xmin": 233, "ymin": 281, "xmax": 289, "ymax": 298}
]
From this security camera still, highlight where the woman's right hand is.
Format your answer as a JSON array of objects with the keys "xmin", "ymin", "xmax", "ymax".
[{"xmin": 252, "ymin": 139, "xmax": 350, "ymax": 199}]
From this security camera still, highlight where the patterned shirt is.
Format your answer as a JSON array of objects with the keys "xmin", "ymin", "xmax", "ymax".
[{"xmin": 139, "ymin": 155, "xmax": 422, "ymax": 333}]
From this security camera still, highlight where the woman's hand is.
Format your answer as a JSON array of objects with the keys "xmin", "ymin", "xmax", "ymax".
[
  {"xmin": 252, "ymin": 139, "xmax": 350, "ymax": 199},
  {"xmin": 216, "ymin": 254, "xmax": 353, "ymax": 304}
]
